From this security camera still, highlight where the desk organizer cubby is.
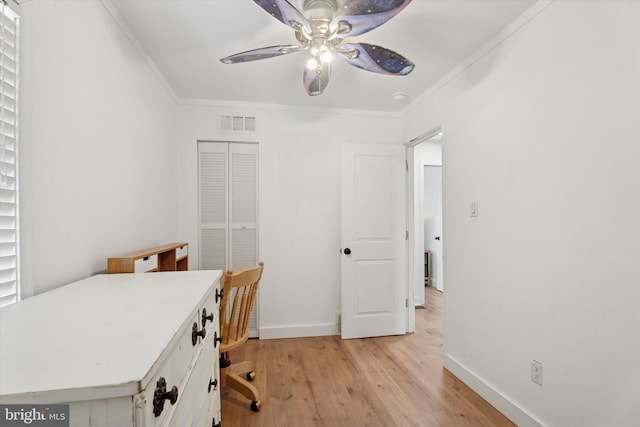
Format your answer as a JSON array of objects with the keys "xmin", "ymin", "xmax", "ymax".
[{"xmin": 107, "ymin": 243, "xmax": 189, "ymax": 274}]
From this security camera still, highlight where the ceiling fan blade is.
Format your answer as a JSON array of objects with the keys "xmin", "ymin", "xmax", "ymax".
[
  {"xmin": 338, "ymin": 43, "xmax": 414, "ymax": 75},
  {"xmin": 254, "ymin": 0, "xmax": 311, "ymax": 34},
  {"xmin": 303, "ymin": 63, "xmax": 331, "ymax": 96},
  {"xmin": 220, "ymin": 45, "xmax": 306, "ymax": 64},
  {"xmin": 333, "ymin": 0, "xmax": 412, "ymax": 37}
]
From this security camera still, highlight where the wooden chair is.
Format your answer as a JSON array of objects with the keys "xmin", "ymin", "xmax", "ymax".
[{"xmin": 219, "ymin": 262, "xmax": 264, "ymax": 412}]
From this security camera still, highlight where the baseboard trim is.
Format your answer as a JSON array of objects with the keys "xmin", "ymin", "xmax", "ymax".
[
  {"xmin": 445, "ymin": 355, "xmax": 544, "ymax": 427},
  {"xmin": 259, "ymin": 323, "xmax": 337, "ymax": 340}
]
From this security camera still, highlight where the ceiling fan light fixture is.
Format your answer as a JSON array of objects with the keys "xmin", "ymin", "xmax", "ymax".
[
  {"xmin": 307, "ymin": 58, "xmax": 319, "ymax": 70},
  {"xmin": 221, "ymin": 0, "xmax": 415, "ymax": 96}
]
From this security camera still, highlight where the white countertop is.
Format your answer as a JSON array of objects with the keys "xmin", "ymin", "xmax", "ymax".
[{"xmin": 0, "ymin": 270, "xmax": 222, "ymax": 403}]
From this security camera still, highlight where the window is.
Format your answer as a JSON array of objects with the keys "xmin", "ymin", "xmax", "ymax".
[{"xmin": 0, "ymin": 2, "xmax": 19, "ymax": 307}]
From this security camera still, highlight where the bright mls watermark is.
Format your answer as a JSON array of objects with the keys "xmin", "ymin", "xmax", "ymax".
[{"xmin": 0, "ymin": 405, "xmax": 69, "ymax": 426}]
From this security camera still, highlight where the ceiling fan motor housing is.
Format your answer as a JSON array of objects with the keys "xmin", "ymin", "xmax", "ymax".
[{"xmin": 303, "ymin": 0, "xmax": 337, "ymax": 23}]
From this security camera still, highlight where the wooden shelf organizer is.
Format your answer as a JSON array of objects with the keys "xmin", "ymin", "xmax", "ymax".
[{"xmin": 107, "ymin": 242, "xmax": 188, "ymax": 273}]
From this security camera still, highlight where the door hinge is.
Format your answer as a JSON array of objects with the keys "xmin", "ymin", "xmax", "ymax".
[
  {"xmin": 405, "ymin": 298, "xmax": 408, "ymax": 308},
  {"xmin": 405, "ymin": 160, "xmax": 409, "ymax": 171},
  {"xmin": 405, "ymin": 230, "xmax": 409, "ymax": 240}
]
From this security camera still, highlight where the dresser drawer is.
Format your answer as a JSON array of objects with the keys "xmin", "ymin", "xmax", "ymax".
[
  {"xmin": 166, "ymin": 314, "xmax": 220, "ymax": 426},
  {"xmin": 137, "ymin": 281, "xmax": 221, "ymax": 426},
  {"xmin": 176, "ymin": 244, "xmax": 188, "ymax": 260},
  {"xmin": 134, "ymin": 254, "xmax": 158, "ymax": 272}
]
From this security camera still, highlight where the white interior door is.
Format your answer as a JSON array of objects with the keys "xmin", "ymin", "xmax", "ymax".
[{"xmin": 341, "ymin": 143, "xmax": 407, "ymax": 339}]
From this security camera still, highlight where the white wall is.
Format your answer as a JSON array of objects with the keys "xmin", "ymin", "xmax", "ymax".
[
  {"xmin": 176, "ymin": 104, "xmax": 403, "ymax": 338},
  {"xmin": 19, "ymin": 0, "xmax": 178, "ymax": 295},
  {"xmin": 404, "ymin": 1, "xmax": 640, "ymax": 426}
]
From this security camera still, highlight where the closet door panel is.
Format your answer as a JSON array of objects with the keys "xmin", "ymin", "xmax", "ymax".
[{"xmin": 199, "ymin": 144, "xmax": 229, "ymax": 270}]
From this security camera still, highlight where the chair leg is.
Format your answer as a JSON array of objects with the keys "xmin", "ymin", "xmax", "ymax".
[
  {"xmin": 220, "ymin": 352, "xmax": 261, "ymax": 410},
  {"xmin": 229, "ymin": 360, "xmax": 254, "ymax": 376},
  {"xmin": 224, "ymin": 372, "xmax": 259, "ymax": 403}
]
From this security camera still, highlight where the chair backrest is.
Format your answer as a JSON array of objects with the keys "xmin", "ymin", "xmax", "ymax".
[{"xmin": 219, "ymin": 262, "xmax": 264, "ymax": 350}]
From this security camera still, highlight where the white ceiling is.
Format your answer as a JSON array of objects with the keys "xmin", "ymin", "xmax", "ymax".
[{"xmin": 109, "ymin": 0, "xmax": 537, "ymax": 113}]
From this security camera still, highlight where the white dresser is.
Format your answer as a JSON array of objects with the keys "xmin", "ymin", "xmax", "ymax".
[{"xmin": 0, "ymin": 270, "xmax": 223, "ymax": 427}]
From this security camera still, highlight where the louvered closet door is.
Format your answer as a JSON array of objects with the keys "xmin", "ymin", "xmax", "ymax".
[
  {"xmin": 199, "ymin": 143, "xmax": 228, "ymax": 271},
  {"xmin": 199, "ymin": 142, "xmax": 259, "ymax": 337},
  {"xmin": 230, "ymin": 144, "xmax": 258, "ymax": 271}
]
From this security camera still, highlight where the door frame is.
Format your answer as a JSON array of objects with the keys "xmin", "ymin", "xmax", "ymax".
[{"xmin": 406, "ymin": 127, "xmax": 443, "ymax": 322}]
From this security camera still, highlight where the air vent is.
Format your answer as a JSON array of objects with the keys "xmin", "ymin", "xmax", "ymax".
[{"xmin": 220, "ymin": 115, "xmax": 256, "ymax": 133}]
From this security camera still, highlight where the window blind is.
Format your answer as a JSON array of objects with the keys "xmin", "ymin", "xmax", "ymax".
[{"xmin": 0, "ymin": 2, "xmax": 19, "ymax": 308}]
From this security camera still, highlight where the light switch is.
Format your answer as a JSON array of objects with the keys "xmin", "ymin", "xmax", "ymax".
[{"xmin": 470, "ymin": 201, "xmax": 478, "ymax": 217}]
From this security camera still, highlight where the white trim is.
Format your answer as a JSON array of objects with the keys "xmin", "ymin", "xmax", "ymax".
[
  {"xmin": 445, "ymin": 355, "xmax": 545, "ymax": 427},
  {"xmin": 400, "ymin": 0, "xmax": 556, "ymax": 116},
  {"xmin": 259, "ymin": 323, "xmax": 337, "ymax": 340},
  {"xmin": 179, "ymin": 97, "xmax": 402, "ymax": 119},
  {"xmin": 407, "ymin": 126, "xmax": 442, "ymax": 147},
  {"xmin": 405, "ymin": 146, "xmax": 416, "ymax": 331},
  {"xmin": 99, "ymin": 0, "xmax": 179, "ymax": 103}
]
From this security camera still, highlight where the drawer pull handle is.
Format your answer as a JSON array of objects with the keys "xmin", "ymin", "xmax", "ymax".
[
  {"xmin": 153, "ymin": 377, "xmax": 178, "ymax": 417},
  {"xmin": 214, "ymin": 331, "xmax": 223, "ymax": 348},
  {"xmin": 202, "ymin": 307, "xmax": 214, "ymax": 327},
  {"xmin": 215, "ymin": 288, "xmax": 224, "ymax": 303},
  {"xmin": 192, "ymin": 322, "xmax": 206, "ymax": 345},
  {"xmin": 208, "ymin": 377, "xmax": 218, "ymax": 393}
]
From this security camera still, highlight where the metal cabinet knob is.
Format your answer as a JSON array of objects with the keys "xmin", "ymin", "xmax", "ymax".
[
  {"xmin": 153, "ymin": 377, "xmax": 178, "ymax": 417},
  {"xmin": 343, "ymin": 248, "xmax": 351, "ymax": 255},
  {"xmin": 208, "ymin": 377, "xmax": 218, "ymax": 393},
  {"xmin": 202, "ymin": 307, "xmax": 214, "ymax": 327},
  {"xmin": 215, "ymin": 288, "xmax": 224, "ymax": 303},
  {"xmin": 213, "ymin": 331, "xmax": 223, "ymax": 348},
  {"xmin": 192, "ymin": 322, "xmax": 206, "ymax": 345}
]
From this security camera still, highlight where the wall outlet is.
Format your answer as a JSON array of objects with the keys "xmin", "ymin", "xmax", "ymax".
[{"xmin": 531, "ymin": 360, "xmax": 543, "ymax": 386}]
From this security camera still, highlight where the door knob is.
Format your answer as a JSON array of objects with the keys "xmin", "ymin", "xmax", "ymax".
[
  {"xmin": 435, "ymin": 236, "xmax": 440, "ymax": 240},
  {"xmin": 343, "ymin": 248, "xmax": 351, "ymax": 255}
]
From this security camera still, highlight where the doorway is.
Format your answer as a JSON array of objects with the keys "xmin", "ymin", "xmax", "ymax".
[
  {"xmin": 423, "ymin": 165, "xmax": 443, "ymax": 292},
  {"xmin": 410, "ymin": 130, "xmax": 443, "ymax": 308}
]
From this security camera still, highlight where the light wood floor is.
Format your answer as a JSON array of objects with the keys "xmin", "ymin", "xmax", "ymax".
[{"xmin": 220, "ymin": 287, "xmax": 515, "ymax": 427}]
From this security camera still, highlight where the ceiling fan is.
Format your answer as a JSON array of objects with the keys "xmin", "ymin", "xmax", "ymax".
[{"xmin": 220, "ymin": 0, "xmax": 415, "ymax": 96}]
